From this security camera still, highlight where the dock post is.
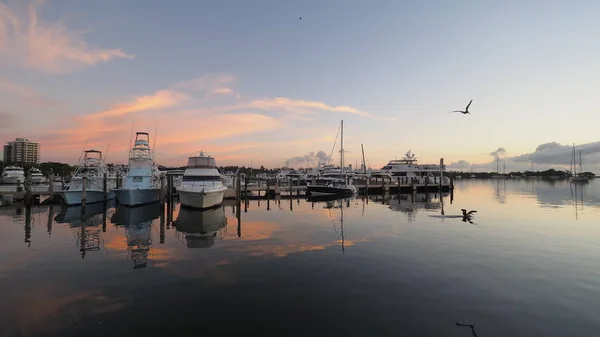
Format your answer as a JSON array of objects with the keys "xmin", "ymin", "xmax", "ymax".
[
  {"xmin": 16, "ymin": 179, "xmax": 23, "ymax": 193},
  {"xmin": 266, "ymin": 179, "xmax": 270, "ymax": 200},
  {"xmin": 166, "ymin": 174, "xmax": 172, "ymax": 224},
  {"xmin": 103, "ymin": 173, "xmax": 108, "ymax": 203},
  {"xmin": 48, "ymin": 172, "xmax": 55, "ymax": 203},
  {"xmin": 24, "ymin": 173, "xmax": 32, "ymax": 206},
  {"xmin": 296, "ymin": 177, "xmax": 300, "ymax": 197},
  {"xmin": 81, "ymin": 173, "xmax": 87, "ymax": 211},
  {"xmin": 236, "ymin": 171, "xmax": 241, "ymax": 208},
  {"xmin": 397, "ymin": 177, "xmax": 400, "ymax": 195},
  {"xmin": 244, "ymin": 175, "xmax": 248, "ymax": 204},
  {"xmin": 381, "ymin": 177, "xmax": 384, "ymax": 194},
  {"xmin": 160, "ymin": 173, "xmax": 166, "ymax": 206}
]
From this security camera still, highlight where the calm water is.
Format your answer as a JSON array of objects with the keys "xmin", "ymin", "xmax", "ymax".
[{"xmin": 1, "ymin": 179, "xmax": 600, "ymax": 337}]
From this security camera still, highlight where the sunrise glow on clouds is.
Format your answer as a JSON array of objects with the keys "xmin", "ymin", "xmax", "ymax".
[{"xmin": 1, "ymin": 1, "xmax": 600, "ymax": 172}]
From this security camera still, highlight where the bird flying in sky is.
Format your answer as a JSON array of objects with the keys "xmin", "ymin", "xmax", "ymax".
[{"xmin": 450, "ymin": 99, "xmax": 473, "ymax": 114}]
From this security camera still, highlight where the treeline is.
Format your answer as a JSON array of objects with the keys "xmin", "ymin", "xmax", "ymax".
[{"xmin": 449, "ymin": 169, "xmax": 596, "ymax": 179}]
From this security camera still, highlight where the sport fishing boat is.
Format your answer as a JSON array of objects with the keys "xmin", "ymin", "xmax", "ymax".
[{"xmin": 112, "ymin": 132, "xmax": 162, "ymax": 206}]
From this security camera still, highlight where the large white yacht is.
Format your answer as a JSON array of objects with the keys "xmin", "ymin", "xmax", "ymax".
[
  {"xmin": 112, "ymin": 132, "xmax": 162, "ymax": 206},
  {"xmin": 29, "ymin": 168, "xmax": 46, "ymax": 184},
  {"xmin": 1, "ymin": 166, "xmax": 25, "ymax": 184},
  {"xmin": 371, "ymin": 151, "xmax": 451, "ymax": 185},
  {"xmin": 56, "ymin": 149, "xmax": 116, "ymax": 205},
  {"xmin": 177, "ymin": 151, "xmax": 227, "ymax": 209}
]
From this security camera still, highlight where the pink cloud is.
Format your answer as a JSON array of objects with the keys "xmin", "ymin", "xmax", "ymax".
[
  {"xmin": 0, "ymin": 2, "xmax": 133, "ymax": 73},
  {"xmin": 88, "ymin": 89, "xmax": 190, "ymax": 118}
]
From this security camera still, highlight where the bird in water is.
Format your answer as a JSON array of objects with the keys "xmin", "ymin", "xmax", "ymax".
[
  {"xmin": 456, "ymin": 322, "xmax": 478, "ymax": 337},
  {"xmin": 450, "ymin": 99, "xmax": 473, "ymax": 114},
  {"xmin": 461, "ymin": 209, "xmax": 477, "ymax": 223}
]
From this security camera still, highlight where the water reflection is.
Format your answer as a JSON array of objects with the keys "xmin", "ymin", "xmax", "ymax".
[
  {"xmin": 387, "ymin": 193, "xmax": 448, "ymax": 222},
  {"xmin": 112, "ymin": 203, "xmax": 162, "ymax": 269},
  {"xmin": 174, "ymin": 206, "xmax": 227, "ymax": 248},
  {"xmin": 54, "ymin": 202, "xmax": 113, "ymax": 258}
]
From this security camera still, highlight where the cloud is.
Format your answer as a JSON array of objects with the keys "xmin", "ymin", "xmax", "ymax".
[
  {"xmin": 489, "ymin": 147, "xmax": 506, "ymax": 159},
  {"xmin": 447, "ymin": 159, "xmax": 470, "ymax": 169},
  {"xmin": 0, "ymin": 109, "xmax": 14, "ymax": 128},
  {"xmin": 243, "ymin": 97, "xmax": 389, "ymax": 120},
  {"xmin": 511, "ymin": 141, "xmax": 600, "ymax": 165},
  {"xmin": 0, "ymin": 78, "xmax": 60, "ymax": 106},
  {"xmin": 88, "ymin": 89, "xmax": 190, "ymax": 118},
  {"xmin": 0, "ymin": 2, "xmax": 133, "ymax": 73},
  {"xmin": 172, "ymin": 74, "xmax": 236, "ymax": 93},
  {"xmin": 285, "ymin": 150, "xmax": 329, "ymax": 167}
]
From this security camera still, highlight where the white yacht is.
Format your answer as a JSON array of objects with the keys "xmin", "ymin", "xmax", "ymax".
[
  {"xmin": 56, "ymin": 149, "xmax": 116, "ymax": 205},
  {"xmin": 29, "ymin": 168, "xmax": 46, "ymax": 184},
  {"xmin": 1, "ymin": 166, "xmax": 25, "ymax": 184},
  {"xmin": 371, "ymin": 151, "xmax": 451, "ymax": 186},
  {"xmin": 177, "ymin": 151, "xmax": 227, "ymax": 209},
  {"xmin": 112, "ymin": 132, "xmax": 162, "ymax": 206}
]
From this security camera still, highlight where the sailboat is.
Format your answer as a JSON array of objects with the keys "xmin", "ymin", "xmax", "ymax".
[
  {"xmin": 305, "ymin": 120, "xmax": 357, "ymax": 197},
  {"xmin": 571, "ymin": 144, "xmax": 589, "ymax": 183}
]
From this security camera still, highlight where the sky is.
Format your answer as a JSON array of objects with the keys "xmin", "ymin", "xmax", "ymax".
[{"xmin": 1, "ymin": 0, "xmax": 599, "ymax": 172}]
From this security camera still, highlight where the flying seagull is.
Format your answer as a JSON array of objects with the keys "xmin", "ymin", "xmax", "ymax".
[{"xmin": 450, "ymin": 99, "xmax": 473, "ymax": 114}]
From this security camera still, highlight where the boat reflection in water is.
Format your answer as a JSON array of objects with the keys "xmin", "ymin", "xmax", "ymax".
[
  {"xmin": 174, "ymin": 206, "xmax": 227, "ymax": 249},
  {"xmin": 54, "ymin": 200, "xmax": 114, "ymax": 226},
  {"xmin": 112, "ymin": 203, "xmax": 162, "ymax": 269},
  {"xmin": 54, "ymin": 201, "xmax": 114, "ymax": 258}
]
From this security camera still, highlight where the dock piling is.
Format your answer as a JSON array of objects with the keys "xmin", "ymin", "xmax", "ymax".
[
  {"xmin": 103, "ymin": 173, "xmax": 108, "ymax": 203},
  {"xmin": 81, "ymin": 173, "xmax": 87, "ymax": 209},
  {"xmin": 48, "ymin": 172, "xmax": 55, "ymax": 203}
]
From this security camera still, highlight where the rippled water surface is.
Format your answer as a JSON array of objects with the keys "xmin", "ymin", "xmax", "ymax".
[{"xmin": 1, "ymin": 179, "xmax": 599, "ymax": 337}]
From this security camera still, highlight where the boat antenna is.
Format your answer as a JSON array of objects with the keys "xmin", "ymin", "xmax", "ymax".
[
  {"xmin": 327, "ymin": 123, "xmax": 341, "ymax": 166},
  {"xmin": 153, "ymin": 122, "xmax": 158, "ymax": 150},
  {"xmin": 76, "ymin": 136, "xmax": 90, "ymax": 164},
  {"xmin": 129, "ymin": 120, "xmax": 136, "ymax": 150},
  {"xmin": 103, "ymin": 136, "xmax": 113, "ymax": 163}
]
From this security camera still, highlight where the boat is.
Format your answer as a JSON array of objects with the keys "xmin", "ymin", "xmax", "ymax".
[
  {"xmin": 174, "ymin": 206, "xmax": 227, "ymax": 248},
  {"xmin": 306, "ymin": 120, "xmax": 357, "ymax": 197},
  {"xmin": 112, "ymin": 132, "xmax": 162, "ymax": 206},
  {"xmin": 177, "ymin": 151, "xmax": 227, "ymax": 209},
  {"xmin": 1, "ymin": 166, "xmax": 25, "ymax": 184},
  {"xmin": 370, "ymin": 151, "xmax": 452, "ymax": 186},
  {"xmin": 55, "ymin": 149, "xmax": 116, "ymax": 205},
  {"xmin": 29, "ymin": 168, "xmax": 46, "ymax": 184},
  {"xmin": 570, "ymin": 144, "xmax": 589, "ymax": 183}
]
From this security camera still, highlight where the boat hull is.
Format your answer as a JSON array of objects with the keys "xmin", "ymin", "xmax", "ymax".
[
  {"xmin": 305, "ymin": 185, "xmax": 356, "ymax": 196},
  {"xmin": 113, "ymin": 188, "xmax": 161, "ymax": 206},
  {"xmin": 1, "ymin": 176, "xmax": 24, "ymax": 184},
  {"xmin": 55, "ymin": 189, "xmax": 114, "ymax": 206},
  {"xmin": 178, "ymin": 188, "xmax": 226, "ymax": 209}
]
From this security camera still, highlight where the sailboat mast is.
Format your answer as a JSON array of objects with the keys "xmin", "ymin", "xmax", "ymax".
[
  {"xmin": 361, "ymin": 143, "xmax": 366, "ymax": 174},
  {"xmin": 340, "ymin": 120, "xmax": 344, "ymax": 177},
  {"xmin": 573, "ymin": 144, "xmax": 576, "ymax": 175},
  {"xmin": 579, "ymin": 150, "xmax": 583, "ymax": 173}
]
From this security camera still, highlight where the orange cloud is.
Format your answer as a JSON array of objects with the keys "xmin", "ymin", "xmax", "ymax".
[
  {"xmin": 88, "ymin": 89, "xmax": 190, "ymax": 118},
  {"xmin": 0, "ymin": 2, "xmax": 133, "ymax": 73}
]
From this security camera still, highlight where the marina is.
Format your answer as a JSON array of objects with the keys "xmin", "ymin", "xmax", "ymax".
[{"xmin": 1, "ymin": 179, "xmax": 599, "ymax": 336}]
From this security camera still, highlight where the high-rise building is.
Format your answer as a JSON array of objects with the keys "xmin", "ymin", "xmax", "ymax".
[
  {"xmin": 0, "ymin": 149, "xmax": 3, "ymax": 162},
  {"xmin": 3, "ymin": 138, "xmax": 41, "ymax": 164}
]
